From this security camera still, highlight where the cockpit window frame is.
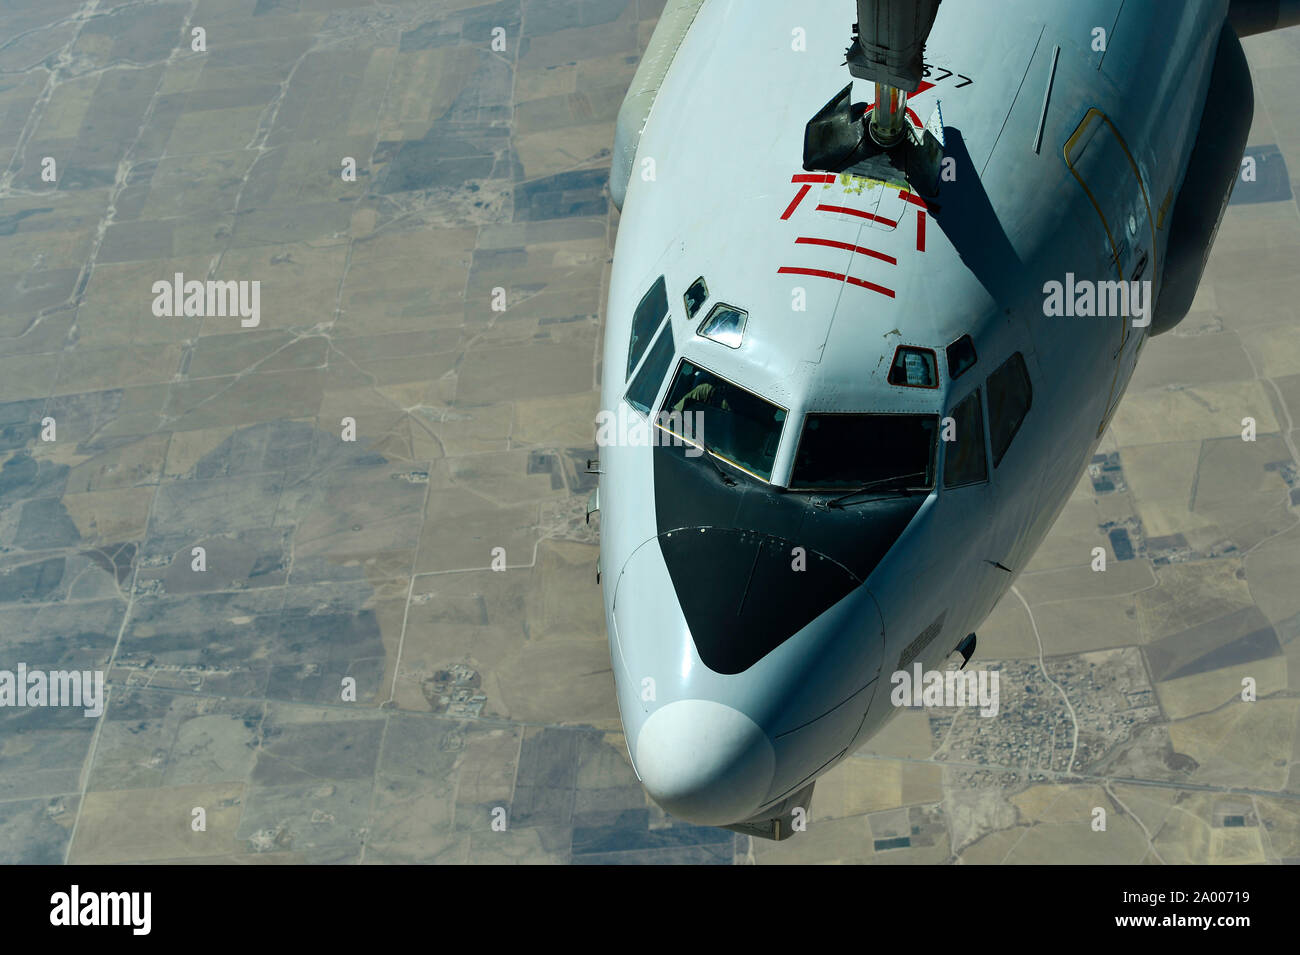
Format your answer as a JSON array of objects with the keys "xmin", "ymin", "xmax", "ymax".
[
  {"xmin": 986, "ymin": 351, "xmax": 1033, "ymax": 469},
  {"xmin": 696, "ymin": 301, "xmax": 748, "ymax": 349},
  {"xmin": 655, "ymin": 357, "xmax": 788, "ymax": 484},
  {"xmin": 886, "ymin": 344, "xmax": 941, "ymax": 389},
  {"xmin": 624, "ymin": 319, "xmax": 677, "ymax": 418},
  {"xmin": 683, "ymin": 276, "xmax": 709, "ymax": 320},
  {"xmin": 787, "ymin": 411, "xmax": 941, "ymax": 493},
  {"xmin": 941, "ymin": 387, "xmax": 990, "ymax": 489},
  {"xmin": 945, "ymin": 334, "xmax": 978, "ymax": 379},
  {"xmin": 626, "ymin": 275, "xmax": 669, "ymax": 382}
]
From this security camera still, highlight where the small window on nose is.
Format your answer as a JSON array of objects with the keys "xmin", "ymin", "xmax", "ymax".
[
  {"xmin": 698, "ymin": 302, "xmax": 748, "ymax": 349},
  {"xmin": 888, "ymin": 345, "xmax": 938, "ymax": 388},
  {"xmin": 946, "ymin": 334, "xmax": 977, "ymax": 379},
  {"xmin": 684, "ymin": 276, "xmax": 709, "ymax": 319}
]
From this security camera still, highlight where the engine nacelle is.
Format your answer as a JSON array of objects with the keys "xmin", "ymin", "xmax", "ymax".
[{"xmin": 1150, "ymin": 23, "xmax": 1253, "ymax": 336}]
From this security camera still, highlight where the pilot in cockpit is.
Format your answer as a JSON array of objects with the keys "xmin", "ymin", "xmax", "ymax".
[{"xmin": 673, "ymin": 376, "xmax": 734, "ymax": 414}]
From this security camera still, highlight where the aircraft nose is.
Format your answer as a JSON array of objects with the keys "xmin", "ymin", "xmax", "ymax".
[{"xmin": 634, "ymin": 699, "xmax": 775, "ymax": 826}]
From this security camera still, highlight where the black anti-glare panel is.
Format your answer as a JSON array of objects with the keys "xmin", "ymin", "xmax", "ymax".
[
  {"xmin": 652, "ymin": 442, "xmax": 923, "ymax": 673},
  {"xmin": 658, "ymin": 528, "xmax": 859, "ymax": 675}
]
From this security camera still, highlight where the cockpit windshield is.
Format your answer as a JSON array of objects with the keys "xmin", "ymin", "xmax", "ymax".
[
  {"xmin": 659, "ymin": 360, "xmax": 786, "ymax": 481},
  {"xmin": 791, "ymin": 413, "xmax": 939, "ymax": 491}
]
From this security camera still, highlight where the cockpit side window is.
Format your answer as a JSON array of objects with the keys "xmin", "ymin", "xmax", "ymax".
[
  {"xmin": 625, "ymin": 320, "xmax": 675, "ymax": 416},
  {"xmin": 627, "ymin": 276, "xmax": 668, "ymax": 380},
  {"xmin": 659, "ymin": 360, "xmax": 785, "ymax": 481},
  {"xmin": 986, "ymin": 352, "xmax": 1032, "ymax": 467},
  {"xmin": 943, "ymin": 389, "xmax": 988, "ymax": 487}
]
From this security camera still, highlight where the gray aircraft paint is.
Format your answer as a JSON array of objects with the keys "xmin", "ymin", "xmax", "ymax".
[{"xmin": 595, "ymin": 0, "xmax": 1258, "ymax": 827}]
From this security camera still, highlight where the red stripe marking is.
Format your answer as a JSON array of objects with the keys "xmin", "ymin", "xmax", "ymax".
[
  {"xmin": 916, "ymin": 210, "xmax": 926, "ymax": 252},
  {"xmin": 781, "ymin": 184, "xmax": 811, "ymax": 220},
  {"xmin": 792, "ymin": 173, "xmax": 836, "ymax": 183},
  {"xmin": 816, "ymin": 204, "xmax": 898, "ymax": 228},
  {"xmin": 778, "ymin": 266, "xmax": 895, "ymax": 299},
  {"xmin": 844, "ymin": 274, "xmax": 896, "ymax": 297},
  {"xmin": 795, "ymin": 236, "xmax": 897, "ymax": 265},
  {"xmin": 898, "ymin": 191, "xmax": 928, "ymax": 209}
]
